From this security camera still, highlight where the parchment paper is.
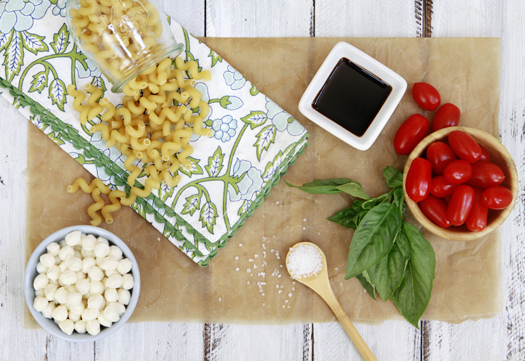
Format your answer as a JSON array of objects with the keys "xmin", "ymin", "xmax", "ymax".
[{"xmin": 25, "ymin": 37, "xmax": 502, "ymax": 328}]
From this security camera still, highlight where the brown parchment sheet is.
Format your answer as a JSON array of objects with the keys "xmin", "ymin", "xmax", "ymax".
[{"xmin": 25, "ymin": 38, "xmax": 502, "ymax": 328}]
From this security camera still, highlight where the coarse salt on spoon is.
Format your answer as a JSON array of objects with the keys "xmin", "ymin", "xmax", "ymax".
[{"xmin": 286, "ymin": 242, "xmax": 377, "ymax": 361}]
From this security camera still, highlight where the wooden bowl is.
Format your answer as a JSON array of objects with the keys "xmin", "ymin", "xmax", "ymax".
[{"xmin": 403, "ymin": 126, "xmax": 519, "ymax": 241}]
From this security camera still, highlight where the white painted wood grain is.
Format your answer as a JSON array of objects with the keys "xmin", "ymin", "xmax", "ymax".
[
  {"xmin": 314, "ymin": 321, "xmax": 419, "ymax": 361},
  {"xmin": 421, "ymin": 0, "xmax": 525, "ymax": 360},
  {"xmin": 96, "ymin": 323, "xmax": 204, "ymax": 361},
  {"xmin": 204, "ymin": 324, "xmax": 311, "ymax": 361},
  {"xmin": 315, "ymin": 0, "xmax": 417, "ymax": 37},
  {"xmin": 206, "ymin": 0, "xmax": 313, "ymax": 37},
  {"xmin": 0, "ymin": 98, "xmax": 48, "ymax": 361},
  {"xmin": 158, "ymin": 0, "xmax": 206, "ymax": 37}
]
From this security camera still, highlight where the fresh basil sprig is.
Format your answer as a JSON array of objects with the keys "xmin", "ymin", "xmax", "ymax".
[{"xmin": 286, "ymin": 166, "xmax": 436, "ymax": 328}]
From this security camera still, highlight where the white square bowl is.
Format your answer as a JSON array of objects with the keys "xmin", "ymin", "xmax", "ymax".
[{"xmin": 299, "ymin": 42, "xmax": 407, "ymax": 151}]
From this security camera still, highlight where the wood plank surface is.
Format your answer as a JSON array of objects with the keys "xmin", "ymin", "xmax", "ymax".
[{"xmin": 1, "ymin": 0, "xmax": 524, "ymax": 360}]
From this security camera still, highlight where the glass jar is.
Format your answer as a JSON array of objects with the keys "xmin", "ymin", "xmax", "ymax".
[{"xmin": 66, "ymin": 0, "xmax": 184, "ymax": 93}]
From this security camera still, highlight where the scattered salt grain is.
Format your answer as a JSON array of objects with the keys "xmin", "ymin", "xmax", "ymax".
[
  {"xmin": 286, "ymin": 244, "xmax": 323, "ymax": 279},
  {"xmin": 219, "ymin": 298, "xmax": 221, "ymax": 302},
  {"xmin": 278, "ymin": 290, "xmax": 282, "ymax": 294},
  {"xmin": 288, "ymin": 293, "xmax": 292, "ymax": 297},
  {"xmin": 157, "ymin": 238, "xmax": 160, "ymax": 242},
  {"xmin": 235, "ymin": 256, "xmax": 239, "ymax": 260},
  {"xmin": 247, "ymin": 281, "xmax": 250, "ymax": 284},
  {"xmin": 239, "ymin": 244, "xmax": 242, "ymax": 247},
  {"xmin": 303, "ymin": 218, "xmax": 307, "ymax": 222},
  {"xmin": 255, "ymin": 254, "xmax": 259, "ymax": 258},
  {"xmin": 247, "ymin": 269, "xmax": 251, "ymax": 273},
  {"xmin": 236, "ymin": 268, "xmax": 239, "ymax": 271},
  {"xmin": 249, "ymin": 259, "xmax": 253, "ymax": 262}
]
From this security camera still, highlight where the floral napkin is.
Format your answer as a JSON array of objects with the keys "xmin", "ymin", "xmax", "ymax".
[{"xmin": 0, "ymin": 0, "xmax": 309, "ymax": 265}]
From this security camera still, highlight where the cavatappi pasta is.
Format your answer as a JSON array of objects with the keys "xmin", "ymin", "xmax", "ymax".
[{"xmin": 67, "ymin": 56, "xmax": 212, "ymax": 222}]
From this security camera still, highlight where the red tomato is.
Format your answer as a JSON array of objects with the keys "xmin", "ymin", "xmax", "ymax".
[
  {"xmin": 466, "ymin": 162, "xmax": 505, "ymax": 188},
  {"xmin": 448, "ymin": 131, "xmax": 482, "ymax": 163},
  {"xmin": 393, "ymin": 114, "xmax": 430, "ymax": 155},
  {"xmin": 405, "ymin": 158, "xmax": 432, "ymax": 202},
  {"xmin": 426, "ymin": 142, "xmax": 457, "ymax": 175},
  {"xmin": 432, "ymin": 103, "xmax": 461, "ymax": 132},
  {"xmin": 412, "ymin": 82, "xmax": 441, "ymax": 111},
  {"xmin": 479, "ymin": 146, "xmax": 491, "ymax": 162},
  {"xmin": 430, "ymin": 175, "xmax": 458, "ymax": 197},
  {"xmin": 482, "ymin": 186, "xmax": 513, "ymax": 210},
  {"xmin": 448, "ymin": 185, "xmax": 475, "ymax": 226},
  {"xmin": 419, "ymin": 194, "xmax": 451, "ymax": 228},
  {"xmin": 444, "ymin": 160, "xmax": 473, "ymax": 185},
  {"xmin": 466, "ymin": 188, "xmax": 489, "ymax": 232}
]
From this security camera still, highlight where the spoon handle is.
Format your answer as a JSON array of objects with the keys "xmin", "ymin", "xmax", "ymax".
[{"xmin": 321, "ymin": 289, "xmax": 378, "ymax": 361}]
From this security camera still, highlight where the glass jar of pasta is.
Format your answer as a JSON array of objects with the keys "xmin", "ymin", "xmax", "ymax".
[{"xmin": 66, "ymin": 0, "xmax": 184, "ymax": 93}]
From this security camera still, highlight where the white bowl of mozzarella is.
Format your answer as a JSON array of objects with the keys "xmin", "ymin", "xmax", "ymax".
[{"xmin": 25, "ymin": 225, "xmax": 140, "ymax": 341}]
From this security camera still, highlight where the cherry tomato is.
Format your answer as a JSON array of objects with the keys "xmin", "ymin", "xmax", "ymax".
[
  {"xmin": 482, "ymin": 186, "xmax": 513, "ymax": 210},
  {"xmin": 405, "ymin": 158, "xmax": 432, "ymax": 203},
  {"xmin": 412, "ymin": 82, "xmax": 441, "ymax": 111},
  {"xmin": 432, "ymin": 103, "xmax": 461, "ymax": 132},
  {"xmin": 448, "ymin": 131, "xmax": 482, "ymax": 163},
  {"xmin": 479, "ymin": 146, "xmax": 491, "ymax": 162},
  {"xmin": 444, "ymin": 160, "xmax": 472, "ymax": 185},
  {"xmin": 466, "ymin": 188, "xmax": 489, "ymax": 232},
  {"xmin": 426, "ymin": 142, "xmax": 457, "ymax": 174},
  {"xmin": 393, "ymin": 114, "xmax": 430, "ymax": 155},
  {"xmin": 447, "ymin": 185, "xmax": 475, "ymax": 226},
  {"xmin": 466, "ymin": 162, "xmax": 505, "ymax": 188},
  {"xmin": 419, "ymin": 194, "xmax": 451, "ymax": 228},
  {"xmin": 430, "ymin": 175, "xmax": 458, "ymax": 198}
]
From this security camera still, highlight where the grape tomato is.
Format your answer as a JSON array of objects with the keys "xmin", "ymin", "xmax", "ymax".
[
  {"xmin": 412, "ymin": 82, "xmax": 441, "ymax": 111},
  {"xmin": 482, "ymin": 186, "xmax": 513, "ymax": 210},
  {"xmin": 447, "ymin": 185, "xmax": 475, "ymax": 226},
  {"xmin": 419, "ymin": 194, "xmax": 451, "ymax": 228},
  {"xmin": 393, "ymin": 114, "xmax": 430, "ymax": 155},
  {"xmin": 432, "ymin": 103, "xmax": 460, "ymax": 132},
  {"xmin": 466, "ymin": 188, "xmax": 489, "ymax": 232},
  {"xmin": 444, "ymin": 160, "xmax": 473, "ymax": 185},
  {"xmin": 430, "ymin": 175, "xmax": 458, "ymax": 198},
  {"xmin": 405, "ymin": 158, "xmax": 432, "ymax": 203},
  {"xmin": 448, "ymin": 131, "xmax": 482, "ymax": 163},
  {"xmin": 467, "ymin": 162, "xmax": 505, "ymax": 188},
  {"xmin": 426, "ymin": 142, "xmax": 457, "ymax": 175}
]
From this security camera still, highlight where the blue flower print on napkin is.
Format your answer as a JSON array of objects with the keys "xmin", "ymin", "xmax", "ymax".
[
  {"xmin": 265, "ymin": 97, "xmax": 304, "ymax": 136},
  {"xmin": 219, "ymin": 95, "xmax": 243, "ymax": 110},
  {"xmin": 75, "ymin": 58, "xmax": 101, "ymax": 79},
  {"xmin": 227, "ymin": 159, "xmax": 263, "ymax": 202},
  {"xmin": 212, "ymin": 115, "xmax": 237, "ymax": 142},
  {"xmin": 0, "ymin": 0, "xmax": 51, "ymax": 33},
  {"xmin": 223, "ymin": 65, "xmax": 246, "ymax": 90},
  {"xmin": 51, "ymin": 0, "xmax": 67, "ymax": 17}
]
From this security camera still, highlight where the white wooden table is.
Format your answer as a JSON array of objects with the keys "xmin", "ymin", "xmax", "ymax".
[{"xmin": 1, "ymin": 0, "xmax": 524, "ymax": 360}]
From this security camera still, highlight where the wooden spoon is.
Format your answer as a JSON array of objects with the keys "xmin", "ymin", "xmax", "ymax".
[{"xmin": 286, "ymin": 242, "xmax": 377, "ymax": 361}]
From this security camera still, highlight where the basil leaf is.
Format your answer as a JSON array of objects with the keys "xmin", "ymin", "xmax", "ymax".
[
  {"xmin": 367, "ymin": 228, "xmax": 410, "ymax": 301},
  {"xmin": 362, "ymin": 191, "xmax": 393, "ymax": 209},
  {"xmin": 345, "ymin": 203, "xmax": 402, "ymax": 279},
  {"xmin": 327, "ymin": 200, "xmax": 367, "ymax": 229},
  {"xmin": 383, "ymin": 166, "xmax": 403, "ymax": 188},
  {"xmin": 392, "ymin": 187, "xmax": 406, "ymax": 215},
  {"xmin": 357, "ymin": 272, "xmax": 377, "ymax": 300},
  {"xmin": 336, "ymin": 182, "xmax": 370, "ymax": 200},
  {"xmin": 391, "ymin": 222, "xmax": 436, "ymax": 328},
  {"xmin": 284, "ymin": 178, "xmax": 357, "ymax": 194}
]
